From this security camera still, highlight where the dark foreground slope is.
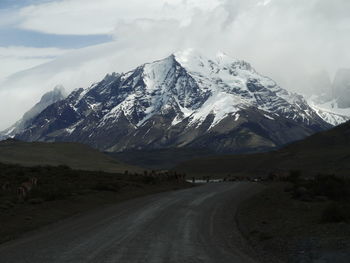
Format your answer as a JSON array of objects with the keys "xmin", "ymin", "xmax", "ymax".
[
  {"xmin": 238, "ymin": 182, "xmax": 350, "ymax": 263},
  {"xmin": 0, "ymin": 162, "xmax": 189, "ymax": 244},
  {"xmin": 0, "ymin": 139, "xmax": 140, "ymax": 173},
  {"xmin": 108, "ymin": 148, "xmax": 216, "ymax": 169},
  {"xmin": 175, "ymin": 121, "xmax": 350, "ymax": 177}
]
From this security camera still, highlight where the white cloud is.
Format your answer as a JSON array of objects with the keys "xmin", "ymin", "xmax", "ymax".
[
  {"xmin": 0, "ymin": 46, "xmax": 69, "ymax": 57},
  {"xmin": 0, "ymin": 46, "xmax": 72, "ymax": 80},
  {"xmin": 1, "ymin": 0, "xmax": 350, "ymax": 130},
  {"xmin": 18, "ymin": 0, "xmax": 221, "ymax": 35}
]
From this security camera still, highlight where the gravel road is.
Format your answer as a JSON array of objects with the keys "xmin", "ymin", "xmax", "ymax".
[{"xmin": 0, "ymin": 182, "xmax": 261, "ymax": 263}]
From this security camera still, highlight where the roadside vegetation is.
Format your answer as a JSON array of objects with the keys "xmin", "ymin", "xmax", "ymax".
[
  {"xmin": 237, "ymin": 171, "xmax": 350, "ymax": 263},
  {"xmin": 284, "ymin": 171, "xmax": 350, "ymax": 223}
]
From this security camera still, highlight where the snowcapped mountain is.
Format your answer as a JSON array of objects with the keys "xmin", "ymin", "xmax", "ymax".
[
  {"xmin": 307, "ymin": 68, "xmax": 350, "ymax": 126},
  {"xmin": 309, "ymin": 100, "xmax": 350, "ymax": 126},
  {"xmin": 0, "ymin": 86, "xmax": 67, "ymax": 140},
  {"xmin": 13, "ymin": 50, "xmax": 331, "ymax": 153}
]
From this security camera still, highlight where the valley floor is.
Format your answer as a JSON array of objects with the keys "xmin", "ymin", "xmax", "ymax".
[
  {"xmin": 0, "ymin": 182, "xmax": 262, "ymax": 263},
  {"xmin": 0, "ymin": 164, "xmax": 190, "ymax": 245}
]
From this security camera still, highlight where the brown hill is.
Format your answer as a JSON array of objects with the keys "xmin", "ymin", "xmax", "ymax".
[
  {"xmin": 0, "ymin": 140, "xmax": 141, "ymax": 173},
  {"xmin": 175, "ymin": 121, "xmax": 350, "ymax": 177}
]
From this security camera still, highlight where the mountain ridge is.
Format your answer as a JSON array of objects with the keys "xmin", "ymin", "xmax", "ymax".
[
  {"xmin": 0, "ymin": 85, "xmax": 67, "ymax": 140},
  {"xmin": 8, "ymin": 50, "xmax": 333, "ymax": 153}
]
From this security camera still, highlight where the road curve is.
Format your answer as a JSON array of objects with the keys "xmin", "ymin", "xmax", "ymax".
[{"xmin": 0, "ymin": 182, "xmax": 261, "ymax": 263}]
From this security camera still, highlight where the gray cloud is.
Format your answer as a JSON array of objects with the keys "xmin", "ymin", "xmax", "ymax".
[{"xmin": 0, "ymin": 0, "xmax": 349, "ymax": 129}]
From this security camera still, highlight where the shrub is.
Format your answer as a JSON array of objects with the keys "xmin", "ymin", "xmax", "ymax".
[
  {"xmin": 287, "ymin": 170, "xmax": 302, "ymax": 183},
  {"xmin": 92, "ymin": 182, "xmax": 120, "ymax": 192},
  {"xmin": 30, "ymin": 186, "xmax": 71, "ymax": 201},
  {"xmin": 57, "ymin": 165, "xmax": 71, "ymax": 170},
  {"xmin": 313, "ymin": 175, "xmax": 350, "ymax": 201},
  {"xmin": 142, "ymin": 176, "xmax": 159, "ymax": 185},
  {"xmin": 321, "ymin": 202, "xmax": 350, "ymax": 223},
  {"xmin": 258, "ymin": 232, "xmax": 274, "ymax": 241}
]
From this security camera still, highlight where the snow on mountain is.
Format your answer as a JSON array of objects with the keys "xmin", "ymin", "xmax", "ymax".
[
  {"xmin": 74, "ymin": 49, "xmax": 323, "ymax": 131},
  {"xmin": 0, "ymin": 86, "xmax": 67, "ymax": 140},
  {"xmin": 172, "ymin": 50, "xmax": 322, "ymax": 126},
  {"xmin": 305, "ymin": 68, "xmax": 350, "ymax": 126},
  {"xmin": 309, "ymin": 99, "xmax": 350, "ymax": 126},
  {"xmin": 13, "ymin": 50, "xmax": 331, "ymax": 153}
]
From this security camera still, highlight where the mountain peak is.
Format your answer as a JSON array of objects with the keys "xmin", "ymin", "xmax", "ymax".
[
  {"xmin": 10, "ymin": 53, "xmax": 331, "ymax": 153},
  {"xmin": 173, "ymin": 49, "xmax": 237, "ymax": 65},
  {"xmin": 52, "ymin": 85, "xmax": 68, "ymax": 97},
  {"xmin": 172, "ymin": 49, "xmax": 254, "ymax": 78},
  {"xmin": 0, "ymin": 86, "xmax": 67, "ymax": 140},
  {"xmin": 173, "ymin": 49, "xmax": 235, "ymax": 63},
  {"xmin": 40, "ymin": 85, "xmax": 67, "ymax": 103}
]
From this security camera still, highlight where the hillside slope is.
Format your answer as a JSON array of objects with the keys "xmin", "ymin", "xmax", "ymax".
[
  {"xmin": 175, "ymin": 121, "xmax": 350, "ymax": 177},
  {"xmin": 0, "ymin": 140, "xmax": 140, "ymax": 173}
]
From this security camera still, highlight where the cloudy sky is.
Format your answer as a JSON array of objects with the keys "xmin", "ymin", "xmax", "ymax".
[{"xmin": 0, "ymin": 0, "xmax": 349, "ymax": 129}]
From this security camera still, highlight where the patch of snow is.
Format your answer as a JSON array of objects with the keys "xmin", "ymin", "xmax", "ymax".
[
  {"xmin": 88, "ymin": 102, "xmax": 101, "ymax": 110},
  {"xmin": 311, "ymin": 99, "xmax": 350, "ymax": 116},
  {"xmin": 4, "ymin": 126, "xmax": 16, "ymax": 136},
  {"xmin": 264, "ymin": 114, "xmax": 275, "ymax": 120},
  {"xmin": 65, "ymin": 127, "xmax": 76, "ymax": 134},
  {"xmin": 65, "ymin": 119, "xmax": 83, "ymax": 134},
  {"xmin": 189, "ymin": 92, "xmax": 241, "ymax": 129}
]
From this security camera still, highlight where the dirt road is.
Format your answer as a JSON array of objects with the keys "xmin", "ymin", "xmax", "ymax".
[{"xmin": 0, "ymin": 182, "xmax": 261, "ymax": 263}]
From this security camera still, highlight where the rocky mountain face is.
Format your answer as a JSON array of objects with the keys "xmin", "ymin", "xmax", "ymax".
[
  {"xmin": 310, "ymin": 105, "xmax": 350, "ymax": 127},
  {"xmin": 0, "ymin": 86, "xmax": 67, "ymax": 140},
  {"xmin": 13, "ymin": 50, "xmax": 331, "ymax": 153}
]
